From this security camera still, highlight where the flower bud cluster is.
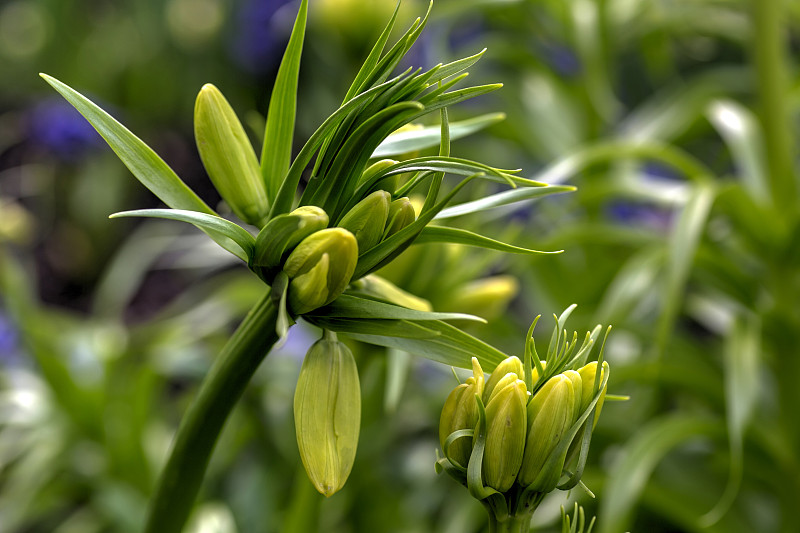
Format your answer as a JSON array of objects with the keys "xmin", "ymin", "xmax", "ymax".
[{"xmin": 439, "ymin": 355, "xmax": 609, "ymax": 497}]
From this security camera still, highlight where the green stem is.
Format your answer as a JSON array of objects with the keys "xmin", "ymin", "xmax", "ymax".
[
  {"xmin": 486, "ymin": 512, "xmax": 533, "ymax": 533},
  {"xmin": 144, "ymin": 290, "xmax": 280, "ymax": 533},
  {"xmin": 752, "ymin": 0, "xmax": 797, "ymax": 213}
]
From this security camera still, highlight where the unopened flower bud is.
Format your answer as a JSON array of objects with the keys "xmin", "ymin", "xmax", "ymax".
[
  {"xmin": 194, "ymin": 84, "xmax": 268, "ymax": 226},
  {"xmin": 338, "ymin": 190, "xmax": 390, "ymax": 252},
  {"xmin": 439, "ymin": 358, "xmax": 485, "ymax": 468},
  {"xmin": 518, "ymin": 374, "xmax": 576, "ymax": 492},
  {"xmin": 294, "ymin": 332, "xmax": 361, "ymax": 497},
  {"xmin": 348, "ymin": 274, "xmax": 431, "ymax": 311},
  {"xmin": 444, "ymin": 276, "xmax": 519, "ymax": 322},
  {"xmin": 252, "ymin": 206, "xmax": 329, "ymax": 282},
  {"xmin": 482, "ymin": 378, "xmax": 527, "ymax": 492},
  {"xmin": 483, "ymin": 356, "xmax": 524, "ymax": 402},
  {"xmin": 283, "ymin": 228, "xmax": 358, "ymax": 314},
  {"xmin": 383, "ymin": 197, "xmax": 416, "ymax": 238},
  {"xmin": 562, "ymin": 370, "xmax": 583, "ymax": 422},
  {"xmin": 578, "ymin": 361, "xmax": 609, "ymax": 428}
]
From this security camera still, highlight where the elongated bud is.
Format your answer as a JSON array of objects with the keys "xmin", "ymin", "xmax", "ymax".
[
  {"xmin": 359, "ymin": 159, "xmax": 399, "ymax": 194},
  {"xmin": 294, "ymin": 332, "xmax": 361, "ymax": 497},
  {"xmin": 482, "ymin": 379, "xmax": 527, "ymax": 492},
  {"xmin": 383, "ymin": 197, "xmax": 416, "ymax": 238},
  {"xmin": 251, "ymin": 206, "xmax": 329, "ymax": 282},
  {"xmin": 439, "ymin": 358, "xmax": 485, "ymax": 468},
  {"xmin": 348, "ymin": 274, "xmax": 431, "ymax": 311},
  {"xmin": 562, "ymin": 370, "xmax": 583, "ymax": 423},
  {"xmin": 518, "ymin": 374, "xmax": 575, "ymax": 491},
  {"xmin": 194, "ymin": 84, "xmax": 268, "ymax": 226},
  {"xmin": 445, "ymin": 276, "xmax": 519, "ymax": 322},
  {"xmin": 483, "ymin": 356, "xmax": 524, "ymax": 402},
  {"xmin": 283, "ymin": 228, "xmax": 358, "ymax": 314},
  {"xmin": 578, "ymin": 361, "xmax": 609, "ymax": 428},
  {"xmin": 338, "ymin": 190, "xmax": 390, "ymax": 252}
]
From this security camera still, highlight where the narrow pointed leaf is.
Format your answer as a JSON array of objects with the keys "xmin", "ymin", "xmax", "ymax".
[
  {"xmin": 343, "ymin": 2, "xmax": 399, "ymax": 102},
  {"xmin": 416, "ymin": 226, "xmax": 561, "ymax": 254},
  {"xmin": 261, "ymin": 0, "xmax": 308, "ymax": 200},
  {"xmin": 110, "ymin": 209, "xmax": 255, "ymax": 262},
  {"xmin": 372, "ymin": 112, "xmax": 505, "ymax": 158},
  {"xmin": 40, "ymin": 74, "xmax": 214, "ymax": 215},
  {"xmin": 306, "ymin": 294, "xmax": 484, "ymax": 322},
  {"xmin": 436, "ymin": 184, "xmax": 575, "ymax": 219}
]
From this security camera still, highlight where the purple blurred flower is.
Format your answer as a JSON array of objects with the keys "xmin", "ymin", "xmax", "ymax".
[
  {"xmin": 447, "ymin": 17, "xmax": 486, "ymax": 52},
  {"xmin": 541, "ymin": 43, "xmax": 581, "ymax": 78},
  {"xmin": 28, "ymin": 98, "xmax": 102, "ymax": 160},
  {"xmin": 0, "ymin": 309, "xmax": 23, "ymax": 366},
  {"xmin": 229, "ymin": 0, "xmax": 294, "ymax": 74},
  {"xmin": 607, "ymin": 201, "xmax": 673, "ymax": 231}
]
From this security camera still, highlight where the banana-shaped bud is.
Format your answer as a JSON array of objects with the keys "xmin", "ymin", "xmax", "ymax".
[
  {"xmin": 194, "ymin": 84, "xmax": 268, "ymax": 226},
  {"xmin": 348, "ymin": 274, "xmax": 432, "ymax": 312},
  {"xmin": 294, "ymin": 331, "xmax": 361, "ymax": 497},
  {"xmin": 251, "ymin": 206, "xmax": 329, "ymax": 282},
  {"xmin": 482, "ymin": 378, "xmax": 527, "ymax": 492},
  {"xmin": 518, "ymin": 374, "xmax": 576, "ymax": 492},
  {"xmin": 383, "ymin": 197, "xmax": 416, "ymax": 239},
  {"xmin": 283, "ymin": 228, "xmax": 358, "ymax": 314},
  {"xmin": 483, "ymin": 356, "xmax": 524, "ymax": 402},
  {"xmin": 439, "ymin": 358, "xmax": 485, "ymax": 468},
  {"xmin": 338, "ymin": 190, "xmax": 390, "ymax": 252}
]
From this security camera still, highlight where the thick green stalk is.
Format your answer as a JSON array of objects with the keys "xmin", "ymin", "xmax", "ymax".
[
  {"xmin": 752, "ymin": 0, "xmax": 797, "ymax": 213},
  {"xmin": 144, "ymin": 290, "xmax": 280, "ymax": 533},
  {"xmin": 486, "ymin": 513, "xmax": 533, "ymax": 533}
]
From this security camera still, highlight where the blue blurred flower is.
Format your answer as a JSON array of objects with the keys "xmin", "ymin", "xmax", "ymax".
[
  {"xmin": 447, "ymin": 17, "xmax": 486, "ymax": 52},
  {"xmin": 0, "ymin": 308, "xmax": 22, "ymax": 366},
  {"xmin": 541, "ymin": 42, "xmax": 581, "ymax": 78},
  {"xmin": 28, "ymin": 98, "xmax": 102, "ymax": 160},
  {"xmin": 229, "ymin": 0, "xmax": 293, "ymax": 74},
  {"xmin": 607, "ymin": 201, "xmax": 673, "ymax": 231}
]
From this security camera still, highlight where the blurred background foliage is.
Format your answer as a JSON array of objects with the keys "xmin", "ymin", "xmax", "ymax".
[{"xmin": 1, "ymin": 0, "xmax": 799, "ymax": 532}]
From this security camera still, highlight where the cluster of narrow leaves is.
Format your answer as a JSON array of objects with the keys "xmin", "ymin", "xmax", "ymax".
[{"xmin": 41, "ymin": 0, "xmax": 571, "ymax": 371}]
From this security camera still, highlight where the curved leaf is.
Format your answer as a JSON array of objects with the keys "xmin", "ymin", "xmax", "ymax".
[
  {"xmin": 307, "ymin": 294, "xmax": 485, "ymax": 322},
  {"xmin": 40, "ymin": 74, "xmax": 214, "ymax": 215},
  {"xmin": 436, "ymin": 184, "xmax": 575, "ymax": 219},
  {"xmin": 416, "ymin": 225, "xmax": 561, "ymax": 254},
  {"xmin": 110, "ymin": 209, "xmax": 255, "ymax": 262}
]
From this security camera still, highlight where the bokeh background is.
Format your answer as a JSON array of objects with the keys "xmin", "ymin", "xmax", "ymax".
[{"xmin": 2, "ymin": 0, "xmax": 799, "ymax": 531}]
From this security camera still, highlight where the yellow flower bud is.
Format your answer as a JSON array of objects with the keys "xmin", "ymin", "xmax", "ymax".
[
  {"xmin": 518, "ymin": 374, "xmax": 575, "ymax": 491},
  {"xmin": 294, "ymin": 332, "xmax": 361, "ymax": 497},
  {"xmin": 483, "ymin": 356, "xmax": 524, "ymax": 403},
  {"xmin": 194, "ymin": 84, "xmax": 268, "ymax": 226},
  {"xmin": 338, "ymin": 190, "xmax": 390, "ymax": 252},
  {"xmin": 439, "ymin": 358, "xmax": 485, "ymax": 468},
  {"xmin": 444, "ymin": 276, "xmax": 519, "ymax": 322},
  {"xmin": 578, "ymin": 361, "xmax": 609, "ymax": 429},
  {"xmin": 482, "ymin": 378, "xmax": 527, "ymax": 492},
  {"xmin": 283, "ymin": 228, "xmax": 358, "ymax": 314},
  {"xmin": 562, "ymin": 370, "xmax": 583, "ymax": 423},
  {"xmin": 348, "ymin": 274, "xmax": 432, "ymax": 312}
]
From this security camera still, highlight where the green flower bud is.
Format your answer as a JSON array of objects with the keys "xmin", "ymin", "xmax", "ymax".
[
  {"xmin": 578, "ymin": 361, "xmax": 609, "ymax": 429},
  {"xmin": 383, "ymin": 197, "xmax": 416, "ymax": 239},
  {"xmin": 482, "ymin": 378, "xmax": 527, "ymax": 492},
  {"xmin": 518, "ymin": 374, "xmax": 576, "ymax": 491},
  {"xmin": 194, "ymin": 84, "xmax": 268, "ymax": 226},
  {"xmin": 348, "ymin": 274, "xmax": 432, "ymax": 312},
  {"xmin": 562, "ymin": 370, "xmax": 583, "ymax": 423},
  {"xmin": 283, "ymin": 228, "xmax": 358, "ymax": 314},
  {"xmin": 483, "ymin": 356, "xmax": 524, "ymax": 403},
  {"xmin": 439, "ymin": 358, "xmax": 485, "ymax": 468},
  {"xmin": 359, "ymin": 159, "xmax": 399, "ymax": 194},
  {"xmin": 338, "ymin": 190, "xmax": 390, "ymax": 252},
  {"xmin": 445, "ymin": 276, "xmax": 519, "ymax": 322},
  {"xmin": 294, "ymin": 332, "xmax": 361, "ymax": 497},
  {"xmin": 251, "ymin": 206, "xmax": 329, "ymax": 282}
]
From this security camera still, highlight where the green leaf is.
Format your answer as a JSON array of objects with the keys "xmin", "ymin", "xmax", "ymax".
[
  {"xmin": 384, "ymin": 348, "xmax": 411, "ymax": 413},
  {"xmin": 699, "ymin": 315, "xmax": 760, "ymax": 526},
  {"xmin": 306, "ymin": 294, "xmax": 484, "ymax": 322},
  {"xmin": 342, "ymin": 2, "xmax": 399, "ymax": 102},
  {"xmin": 706, "ymin": 100, "xmax": 770, "ymax": 204},
  {"xmin": 261, "ymin": 0, "xmax": 308, "ymax": 201},
  {"xmin": 415, "ymin": 225, "xmax": 561, "ymax": 254},
  {"xmin": 435, "ymin": 184, "xmax": 575, "ymax": 219},
  {"xmin": 597, "ymin": 415, "xmax": 723, "ymax": 533},
  {"xmin": 424, "ymin": 48, "xmax": 487, "ymax": 87},
  {"xmin": 656, "ymin": 182, "xmax": 717, "ymax": 357},
  {"xmin": 40, "ymin": 74, "xmax": 214, "ymax": 215},
  {"xmin": 372, "ymin": 112, "xmax": 505, "ymax": 158},
  {"xmin": 306, "ymin": 316, "xmax": 508, "ymax": 370},
  {"xmin": 109, "ymin": 209, "xmax": 255, "ymax": 262}
]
